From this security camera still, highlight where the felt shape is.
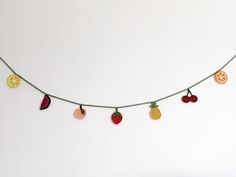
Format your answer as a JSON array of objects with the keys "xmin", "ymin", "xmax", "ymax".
[
  {"xmin": 7, "ymin": 74, "xmax": 21, "ymax": 88},
  {"xmin": 73, "ymin": 105, "xmax": 86, "ymax": 120},
  {"xmin": 189, "ymin": 95, "xmax": 198, "ymax": 103},
  {"xmin": 182, "ymin": 89, "xmax": 198, "ymax": 103},
  {"xmin": 40, "ymin": 94, "xmax": 51, "ymax": 110},
  {"xmin": 111, "ymin": 110, "xmax": 122, "ymax": 124},
  {"xmin": 149, "ymin": 102, "xmax": 161, "ymax": 120},
  {"xmin": 215, "ymin": 70, "xmax": 228, "ymax": 84},
  {"xmin": 182, "ymin": 96, "xmax": 190, "ymax": 103}
]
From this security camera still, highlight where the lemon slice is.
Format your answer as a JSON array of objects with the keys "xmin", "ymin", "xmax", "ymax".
[{"xmin": 7, "ymin": 74, "xmax": 21, "ymax": 88}]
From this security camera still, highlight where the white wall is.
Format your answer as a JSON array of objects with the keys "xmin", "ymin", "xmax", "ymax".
[{"xmin": 0, "ymin": 0, "xmax": 236, "ymax": 177}]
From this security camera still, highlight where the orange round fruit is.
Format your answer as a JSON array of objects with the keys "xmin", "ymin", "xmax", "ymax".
[
  {"xmin": 215, "ymin": 71, "xmax": 228, "ymax": 84},
  {"xmin": 73, "ymin": 108, "xmax": 86, "ymax": 120}
]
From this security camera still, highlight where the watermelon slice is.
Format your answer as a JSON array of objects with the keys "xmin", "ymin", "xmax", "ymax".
[{"xmin": 40, "ymin": 94, "xmax": 51, "ymax": 110}]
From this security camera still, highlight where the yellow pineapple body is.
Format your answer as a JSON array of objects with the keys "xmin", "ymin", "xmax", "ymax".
[{"xmin": 150, "ymin": 108, "xmax": 161, "ymax": 120}]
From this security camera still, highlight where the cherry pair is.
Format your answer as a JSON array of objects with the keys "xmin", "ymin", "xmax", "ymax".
[{"xmin": 182, "ymin": 89, "xmax": 198, "ymax": 103}]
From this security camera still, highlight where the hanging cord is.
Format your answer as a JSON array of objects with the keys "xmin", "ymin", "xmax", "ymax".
[{"xmin": 0, "ymin": 55, "xmax": 235, "ymax": 109}]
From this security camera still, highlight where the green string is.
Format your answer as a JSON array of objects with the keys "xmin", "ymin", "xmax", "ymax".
[{"xmin": 0, "ymin": 55, "xmax": 235, "ymax": 109}]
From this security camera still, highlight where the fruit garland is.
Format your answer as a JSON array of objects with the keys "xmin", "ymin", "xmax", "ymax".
[{"xmin": 0, "ymin": 55, "xmax": 235, "ymax": 125}]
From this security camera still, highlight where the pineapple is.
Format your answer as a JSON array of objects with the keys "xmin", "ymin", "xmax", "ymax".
[{"xmin": 149, "ymin": 102, "xmax": 161, "ymax": 120}]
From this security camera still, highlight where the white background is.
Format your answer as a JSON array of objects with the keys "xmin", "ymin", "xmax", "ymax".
[{"xmin": 0, "ymin": 0, "xmax": 236, "ymax": 177}]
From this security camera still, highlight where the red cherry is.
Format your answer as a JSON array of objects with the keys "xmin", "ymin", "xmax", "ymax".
[
  {"xmin": 111, "ymin": 111, "xmax": 122, "ymax": 124},
  {"xmin": 182, "ymin": 96, "xmax": 190, "ymax": 103},
  {"xmin": 190, "ymin": 95, "xmax": 198, "ymax": 103}
]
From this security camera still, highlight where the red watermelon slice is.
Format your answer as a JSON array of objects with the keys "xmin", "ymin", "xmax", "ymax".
[{"xmin": 40, "ymin": 95, "xmax": 51, "ymax": 110}]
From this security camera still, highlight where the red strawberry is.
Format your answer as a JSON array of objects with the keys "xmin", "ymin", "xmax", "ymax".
[{"xmin": 111, "ymin": 111, "xmax": 122, "ymax": 124}]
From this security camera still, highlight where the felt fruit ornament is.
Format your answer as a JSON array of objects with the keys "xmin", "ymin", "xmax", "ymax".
[
  {"xmin": 73, "ymin": 105, "xmax": 86, "ymax": 120},
  {"xmin": 215, "ymin": 70, "xmax": 228, "ymax": 84},
  {"xmin": 7, "ymin": 74, "xmax": 21, "ymax": 88},
  {"xmin": 182, "ymin": 89, "xmax": 198, "ymax": 103},
  {"xmin": 40, "ymin": 94, "xmax": 51, "ymax": 110},
  {"xmin": 189, "ymin": 95, "xmax": 198, "ymax": 103},
  {"xmin": 111, "ymin": 109, "xmax": 122, "ymax": 124},
  {"xmin": 149, "ymin": 102, "xmax": 161, "ymax": 120},
  {"xmin": 182, "ymin": 95, "xmax": 190, "ymax": 103}
]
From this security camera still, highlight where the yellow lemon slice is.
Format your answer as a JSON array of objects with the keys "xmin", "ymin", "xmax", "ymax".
[{"xmin": 7, "ymin": 74, "xmax": 21, "ymax": 88}]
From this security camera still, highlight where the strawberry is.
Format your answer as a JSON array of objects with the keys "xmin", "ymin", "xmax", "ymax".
[{"xmin": 111, "ymin": 111, "xmax": 122, "ymax": 124}]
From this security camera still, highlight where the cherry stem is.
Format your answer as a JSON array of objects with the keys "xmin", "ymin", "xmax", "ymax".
[{"xmin": 187, "ymin": 89, "xmax": 193, "ymax": 96}]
